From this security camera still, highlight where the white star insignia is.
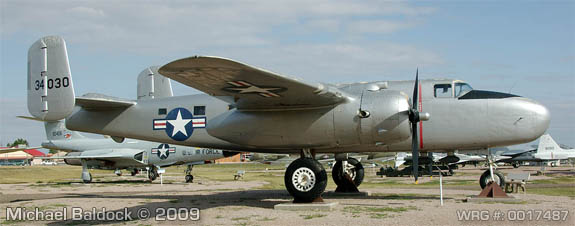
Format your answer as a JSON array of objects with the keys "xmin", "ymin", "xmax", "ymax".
[{"xmin": 167, "ymin": 110, "xmax": 192, "ymax": 137}]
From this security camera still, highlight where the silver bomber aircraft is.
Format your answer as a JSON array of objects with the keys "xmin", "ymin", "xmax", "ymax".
[{"xmin": 26, "ymin": 36, "xmax": 550, "ymax": 202}]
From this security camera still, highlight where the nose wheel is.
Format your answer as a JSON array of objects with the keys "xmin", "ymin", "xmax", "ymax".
[
  {"xmin": 285, "ymin": 158, "xmax": 327, "ymax": 203},
  {"xmin": 479, "ymin": 169, "xmax": 506, "ymax": 189}
]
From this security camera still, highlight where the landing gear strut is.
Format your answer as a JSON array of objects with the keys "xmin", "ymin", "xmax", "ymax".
[
  {"xmin": 332, "ymin": 157, "xmax": 364, "ymax": 192},
  {"xmin": 185, "ymin": 165, "xmax": 194, "ymax": 183},
  {"xmin": 284, "ymin": 149, "xmax": 327, "ymax": 203},
  {"xmin": 81, "ymin": 159, "xmax": 92, "ymax": 183}
]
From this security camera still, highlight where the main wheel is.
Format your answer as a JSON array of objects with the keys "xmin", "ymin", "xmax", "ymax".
[
  {"xmin": 332, "ymin": 158, "xmax": 364, "ymax": 187},
  {"xmin": 131, "ymin": 169, "xmax": 138, "ymax": 176},
  {"xmin": 285, "ymin": 158, "xmax": 327, "ymax": 203},
  {"xmin": 185, "ymin": 175, "xmax": 194, "ymax": 183},
  {"xmin": 512, "ymin": 162, "xmax": 520, "ymax": 168},
  {"xmin": 479, "ymin": 170, "xmax": 505, "ymax": 189}
]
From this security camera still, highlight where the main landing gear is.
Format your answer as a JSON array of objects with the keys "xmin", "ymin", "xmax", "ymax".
[
  {"xmin": 81, "ymin": 159, "xmax": 92, "ymax": 183},
  {"xmin": 284, "ymin": 150, "xmax": 366, "ymax": 203},
  {"xmin": 284, "ymin": 149, "xmax": 328, "ymax": 203},
  {"xmin": 185, "ymin": 165, "xmax": 194, "ymax": 183},
  {"xmin": 332, "ymin": 157, "xmax": 364, "ymax": 192},
  {"xmin": 148, "ymin": 166, "xmax": 159, "ymax": 181}
]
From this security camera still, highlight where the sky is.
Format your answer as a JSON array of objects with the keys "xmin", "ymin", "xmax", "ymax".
[{"xmin": 1, "ymin": 0, "xmax": 574, "ymax": 149}]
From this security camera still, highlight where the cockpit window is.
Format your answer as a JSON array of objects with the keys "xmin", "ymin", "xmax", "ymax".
[
  {"xmin": 434, "ymin": 84, "xmax": 452, "ymax": 98},
  {"xmin": 454, "ymin": 83, "xmax": 473, "ymax": 97}
]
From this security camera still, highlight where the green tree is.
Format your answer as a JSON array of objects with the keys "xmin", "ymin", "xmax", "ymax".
[{"xmin": 8, "ymin": 138, "xmax": 29, "ymax": 147}]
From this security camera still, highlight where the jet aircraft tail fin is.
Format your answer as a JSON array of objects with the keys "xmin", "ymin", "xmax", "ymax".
[
  {"xmin": 27, "ymin": 36, "xmax": 75, "ymax": 121},
  {"xmin": 537, "ymin": 134, "xmax": 562, "ymax": 153},
  {"xmin": 17, "ymin": 116, "xmax": 85, "ymax": 141},
  {"xmin": 44, "ymin": 120, "xmax": 85, "ymax": 141}
]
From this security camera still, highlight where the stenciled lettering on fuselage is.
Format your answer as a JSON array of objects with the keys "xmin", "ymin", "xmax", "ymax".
[
  {"xmin": 153, "ymin": 108, "xmax": 206, "ymax": 141},
  {"xmin": 151, "ymin": 143, "xmax": 176, "ymax": 160},
  {"xmin": 223, "ymin": 80, "xmax": 286, "ymax": 98},
  {"xmin": 195, "ymin": 148, "xmax": 222, "ymax": 155}
]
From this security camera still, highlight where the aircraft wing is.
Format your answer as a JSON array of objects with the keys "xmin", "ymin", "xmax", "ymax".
[
  {"xmin": 159, "ymin": 56, "xmax": 348, "ymax": 110},
  {"xmin": 39, "ymin": 154, "xmax": 125, "ymax": 160},
  {"xmin": 0, "ymin": 147, "xmax": 43, "ymax": 154}
]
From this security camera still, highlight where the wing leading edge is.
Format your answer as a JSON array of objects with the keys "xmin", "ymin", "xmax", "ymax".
[{"xmin": 159, "ymin": 56, "xmax": 350, "ymax": 110}]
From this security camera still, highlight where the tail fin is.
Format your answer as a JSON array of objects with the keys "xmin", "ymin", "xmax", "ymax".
[
  {"xmin": 17, "ymin": 116, "xmax": 84, "ymax": 141},
  {"xmin": 27, "ymin": 36, "xmax": 75, "ymax": 121},
  {"xmin": 137, "ymin": 66, "xmax": 173, "ymax": 100},
  {"xmin": 44, "ymin": 120, "xmax": 85, "ymax": 141},
  {"xmin": 537, "ymin": 134, "xmax": 562, "ymax": 153}
]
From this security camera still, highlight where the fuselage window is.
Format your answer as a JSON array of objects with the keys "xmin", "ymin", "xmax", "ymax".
[
  {"xmin": 194, "ymin": 106, "xmax": 206, "ymax": 115},
  {"xmin": 434, "ymin": 84, "xmax": 452, "ymax": 98},
  {"xmin": 454, "ymin": 83, "xmax": 473, "ymax": 97},
  {"xmin": 158, "ymin": 108, "xmax": 167, "ymax": 115}
]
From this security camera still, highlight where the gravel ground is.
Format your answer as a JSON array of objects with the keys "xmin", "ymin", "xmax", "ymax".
[{"xmin": 0, "ymin": 167, "xmax": 573, "ymax": 226}]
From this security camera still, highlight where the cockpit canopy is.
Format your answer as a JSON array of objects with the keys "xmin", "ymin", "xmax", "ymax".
[
  {"xmin": 434, "ymin": 81, "xmax": 520, "ymax": 99},
  {"xmin": 434, "ymin": 82, "xmax": 473, "ymax": 98}
]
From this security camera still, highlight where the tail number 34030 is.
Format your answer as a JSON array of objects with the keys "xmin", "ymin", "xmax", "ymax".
[{"xmin": 34, "ymin": 77, "xmax": 69, "ymax": 90}]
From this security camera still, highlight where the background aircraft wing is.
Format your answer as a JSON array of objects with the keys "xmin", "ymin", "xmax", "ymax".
[
  {"xmin": 0, "ymin": 147, "xmax": 43, "ymax": 154},
  {"xmin": 159, "ymin": 56, "xmax": 348, "ymax": 110},
  {"xmin": 40, "ymin": 154, "xmax": 125, "ymax": 160}
]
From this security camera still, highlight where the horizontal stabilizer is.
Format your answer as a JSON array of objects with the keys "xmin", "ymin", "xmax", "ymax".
[{"xmin": 76, "ymin": 93, "xmax": 135, "ymax": 110}]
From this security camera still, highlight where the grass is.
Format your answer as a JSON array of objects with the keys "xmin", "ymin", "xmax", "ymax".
[
  {"xmin": 530, "ymin": 176, "xmax": 575, "ymax": 185},
  {"xmin": 370, "ymin": 193, "xmax": 440, "ymax": 199},
  {"xmin": 343, "ymin": 205, "xmax": 418, "ymax": 218},
  {"xmin": 529, "ymin": 187, "xmax": 575, "ymax": 198},
  {"xmin": 300, "ymin": 214, "xmax": 326, "ymax": 219}
]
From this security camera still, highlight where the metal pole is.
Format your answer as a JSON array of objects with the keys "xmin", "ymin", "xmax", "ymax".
[{"xmin": 439, "ymin": 170, "xmax": 443, "ymax": 206}]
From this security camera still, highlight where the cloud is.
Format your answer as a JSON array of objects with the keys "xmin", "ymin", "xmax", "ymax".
[{"xmin": 1, "ymin": 0, "xmax": 437, "ymax": 54}]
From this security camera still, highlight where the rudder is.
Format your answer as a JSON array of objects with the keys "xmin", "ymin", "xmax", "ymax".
[{"xmin": 27, "ymin": 36, "xmax": 75, "ymax": 121}]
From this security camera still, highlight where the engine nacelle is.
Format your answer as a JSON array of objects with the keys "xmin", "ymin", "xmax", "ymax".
[{"xmin": 358, "ymin": 89, "xmax": 412, "ymax": 146}]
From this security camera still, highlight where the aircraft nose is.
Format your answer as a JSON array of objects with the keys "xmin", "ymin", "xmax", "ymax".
[{"xmin": 528, "ymin": 99, "xmax": 550, "ymax": 138}]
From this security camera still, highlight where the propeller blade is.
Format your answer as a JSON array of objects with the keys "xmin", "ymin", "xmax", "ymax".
[
  {"xmin": 410, "ymin": 68, "xmax": 420, "ymax": 183},
  {"xmin": 413, "ymin": 68, "xmax": 419, "ymax": 111},
  {"xmin": 412, "ymin": 122, "xmax": 419, "ymax": 183}
]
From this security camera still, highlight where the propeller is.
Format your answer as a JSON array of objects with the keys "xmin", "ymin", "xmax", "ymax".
[{"xmin": 408, "ymin": 69, "xmax": 430, "ymax": 183}]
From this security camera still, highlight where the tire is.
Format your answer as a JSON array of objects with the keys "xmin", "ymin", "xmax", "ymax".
[
  {"xmin": 284, "ymin": 158, "xmax": 327, "ymax": 202},
  {"xmin": 131, "ymin": 170, "xmax": 137, "ymax": 176},
  {"xmin": 83, "ymin": 173, "xmax": 92, "ymax": 183},
  {"xmin": 185, "ymin": 175, "xmax": 194, "ymax": 183},
  {"xmin": 512, "ymin": 163, "xmax": 520, "ymax": 168},
  {"xmin": 479, "ymin": 170, "xmax": 505, "ymax": 189},
  {"xmin": 332, "ymin": 158, "xmax": 365, "ymax": 187},
  {"xmin": 149, "ymin": 170, "xmax": 158, "ymax": 181}
]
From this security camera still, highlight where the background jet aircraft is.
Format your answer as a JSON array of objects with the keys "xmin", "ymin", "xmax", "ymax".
[
  {"xmin": 21, "ymin": 118, "xmax": 235, "ymax": 183},
  {"xmin": 26, "ymin": 36, "xmax": 550, "ymax": 202},
  {"xmin": 498, "ymin": 134, "xmax": 575, "ymax": 167}
]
